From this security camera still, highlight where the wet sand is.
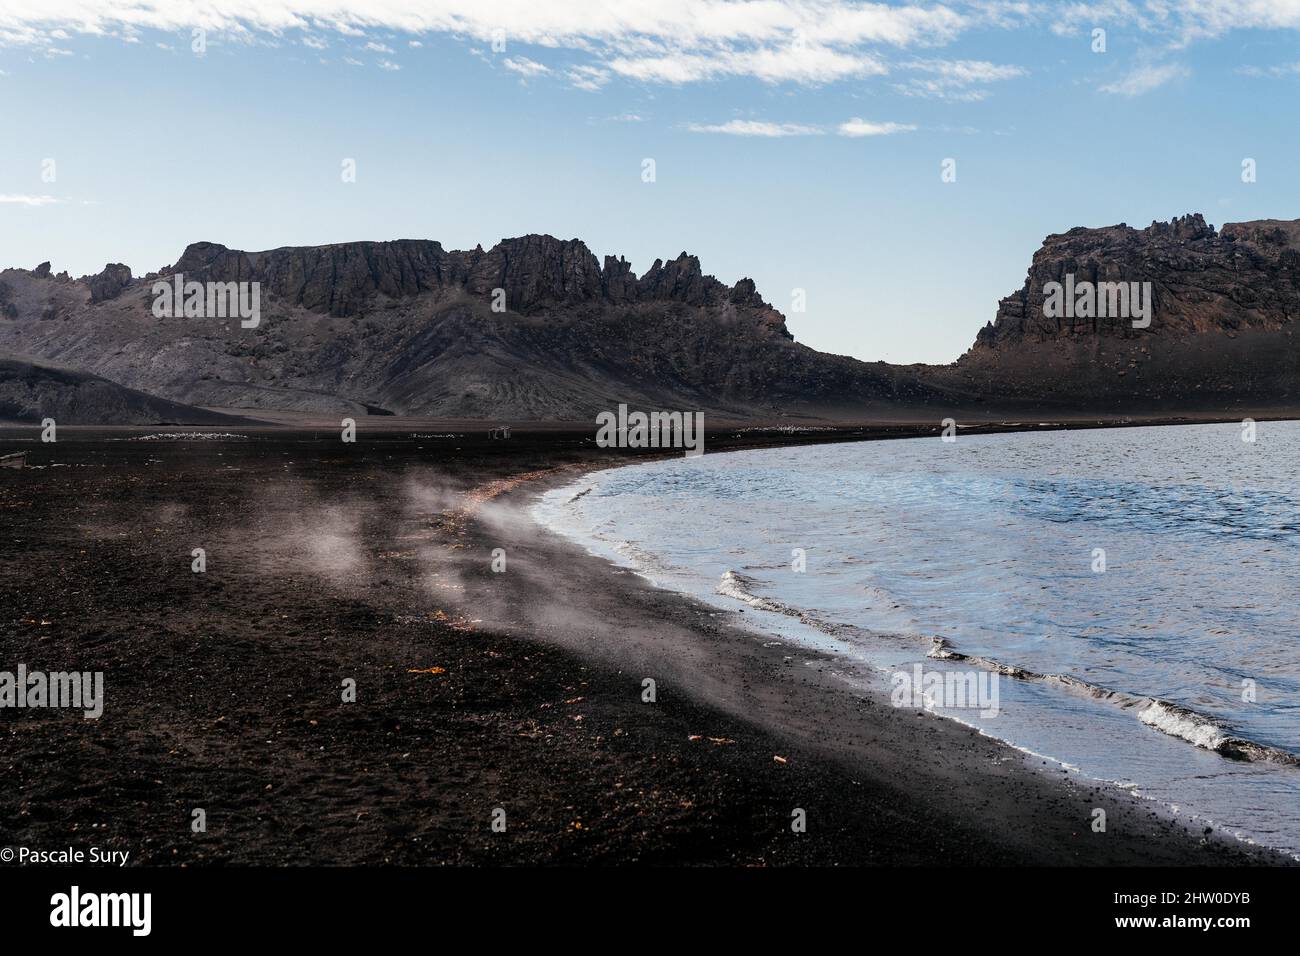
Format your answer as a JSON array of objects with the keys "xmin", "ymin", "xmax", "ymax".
[{"xmin": 0, "ymin": 425, "xmax": 1288, "ymax": 865}]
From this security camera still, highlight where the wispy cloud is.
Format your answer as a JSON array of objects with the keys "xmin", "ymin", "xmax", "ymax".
[
  {"xmin": 1043, "ymin": 0, "xmax": 1300, "ymax": 45},
  {"xmin": 0, "ymin": 1, "xmax": 968, "ymax": 50},
  {"xmin": 689, "ymin": 117, "xmax": 916, "ymax": 138},
  {"xmin": 0, "ymin": 1, "xmax": 959, "ymax": 90},
  {"xmin": 608, "ymin": 45, "xmax": 887, "ymax": 85},
  {"xmin": 503, "ymin": 56, "xmax": 550, "ymax": 78},
  {"xmin": 892, "ymin": 58, "xmax": 1026, "ymax": 100},
  {"xmin": 1100, "ymin": 61, "xmax": 1188, "ymax": 96},
  {"xmin": 688, "ymin": 119, "xmax": 823, "ymax": 137},
  {"xmin": 837, "ymin": 117, "xmax": 917, "ymax": 137},
  {"xmin": 1239, "ymin": 61, "xmax": 1300, "ymax": 78},
  {"xmin": 567, "ymin": 65, "xmax": 610, "ymax": 92},
  {"xmin": 0, "ymin": 0, "xmax": 1295, "ymax": 94},
  {"xmin": 0, "ymin": 194, "xmax": 63, "ymax": 206}
]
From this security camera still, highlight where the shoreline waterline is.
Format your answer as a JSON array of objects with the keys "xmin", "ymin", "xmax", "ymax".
[{"xmin": 531, "ymin": 423, "xmax": 1300, "ymax": 859}]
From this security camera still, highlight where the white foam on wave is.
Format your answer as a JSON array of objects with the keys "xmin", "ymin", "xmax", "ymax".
[{"xmin": 1138, "ymin": 699, "xmax": 1230, "ymax": 751}]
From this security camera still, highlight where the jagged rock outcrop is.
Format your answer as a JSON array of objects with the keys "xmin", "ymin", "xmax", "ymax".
[
  {"xmin": 973, "ymin": 213, "xmax": 1300, "ymax": 349},
  {"xmin": 86, "ymin": 263, "xmax": 133, "ymax": 303},
  {"xmin": 169, "ymin": 235, "xmax": 790, "ymax": 335},
  {"xmin": 928, "ymin": 214, "xmax": 1300, "ymax": 413}
]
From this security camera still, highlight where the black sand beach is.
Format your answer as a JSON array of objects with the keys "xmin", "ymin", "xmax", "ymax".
[{"xmin": 0, "ymin": 425, "xmax": 1288, "ymax": 866}]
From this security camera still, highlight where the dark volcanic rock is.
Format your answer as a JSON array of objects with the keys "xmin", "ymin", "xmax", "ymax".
[
  {"xmin": 602, "ymin": 255, "xmax": 638, "ymax": 303},
  {"xmin": 167, "ymin": 234, "xmax": 786, "ymax": 323},
  {"xmin": 973, "ymin": 213, "xmax": 1300, "ymax": 349},
  {"xmin": 636, "ymin": 253, "xmax": 716, "ymax": 306},
  {"xmin": 87, "ymin": 263, "xmax": 133, "ymax": 303},
  {"xmin": 175, "ymin": 239, "xmax": 451, "ymax": 316},
  {"xmin": 930, "ymin": 213, "xmax": 1300, "ymax": 414}
]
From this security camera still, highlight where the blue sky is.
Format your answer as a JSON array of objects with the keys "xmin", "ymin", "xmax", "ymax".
[{"xmin": 2, "ymin": 1, "xmax": 1299, "ymax": 364}]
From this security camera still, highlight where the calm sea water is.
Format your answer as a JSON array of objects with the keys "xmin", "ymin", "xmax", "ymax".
[{"xmin": 536, "ymin": 422, "xmax": 1300, "ymax": 857}]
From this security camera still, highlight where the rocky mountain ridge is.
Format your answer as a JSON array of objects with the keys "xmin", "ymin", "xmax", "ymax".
[
  {"xmin": 0, "ymin": 234, "xmax": 933, "ymax": 421},
  {"xmin": 2, "ymin": 217, "xmax": 1298, "ymax": 424},
  {"xmin": 90, "ymin": 235, "xmax": 791, "ymax": 336}
]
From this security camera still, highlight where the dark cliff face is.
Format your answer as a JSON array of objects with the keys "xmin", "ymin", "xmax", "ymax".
[
  {"xmin": 170, "ymin": 234, "xmax": 791, "ymax": 335},
  {"xmin": 927, "ymin": 214, "xmax": 1300, "ymax": 414},
  {"xmin": 973, "ymin": 213, "xmax": 1300, "ymax": 351}
]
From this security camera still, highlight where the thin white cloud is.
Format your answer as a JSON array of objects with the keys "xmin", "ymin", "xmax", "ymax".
[
  {"xmin": 0, "ymin": 194, "xmax": 63, "ymax": 206},
  {"xmin": 837, "ymin": 117, "xmax": 916, "ymax": 136},
  {"xmin": 892, "ymin": 58, "xmax": 1026, "ymax": 100},
  {"xmin": 1100, "ymin": 61, "xmax": 1187, "ymax": 96},
  {"xmin": 503, "ymin": 55, "xmax": 550, "ymax": 77},
  {"xmin": 0, "ymin": 1, "xmax": 968, "ymax": 50},
  {"xmin": 907, "ymin": 58, "xmax": 1025, "ymax": 83},
  {"xmin": 567, "ymin": 64, "xmax": 610, "ymax": 91},
  {"xmin": 689, "ymin": 117, "xmax": 916, "ymax": 137},
  {"xmin": 689, "ymin": 119, "xmax": 823, "ymax": 136},
  {"xmin": 0, "ymin": 1, "xmax": 960, "ymax": 89},
  {"xmin": 0, "ymin": 1, "xmax": 1295, "ymax": 93},
  {"xmin": 609, "ymin": 45, "xmax": 886, "ymax": 85},
  {"xmin": 1043, "ymin": 0, "xmax": 1300, "ymax": 44},
  {"xmin": 1238, "ymin": 61, "xmax": 1300, "ymax": 78},
  {"xmin": 377, "ymin": 58, "xmax": 400, "ymax": 70}
]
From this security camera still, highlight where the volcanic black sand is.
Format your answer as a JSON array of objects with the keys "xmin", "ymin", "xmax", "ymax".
[{"xmin": 0, "ymin": 423, "xmax": 1289, "ymax": 866}]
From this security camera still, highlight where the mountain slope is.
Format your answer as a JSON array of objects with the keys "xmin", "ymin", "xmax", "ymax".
[
  {"xmin": 2, "ymin": 217, "xmax": 1298, "ymax": 424},
  {"xmin": 0, "ymin": 355, "xmax": 246, "ymax": 425},
  {"xmin": 0, "ymin": 237, "xmax": 955, "ymax": 421}
]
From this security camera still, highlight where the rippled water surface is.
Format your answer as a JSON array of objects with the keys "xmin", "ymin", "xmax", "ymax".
[{"xmin": 536, "ymin": 422, "xmax": 1300, "ymax": 856}]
